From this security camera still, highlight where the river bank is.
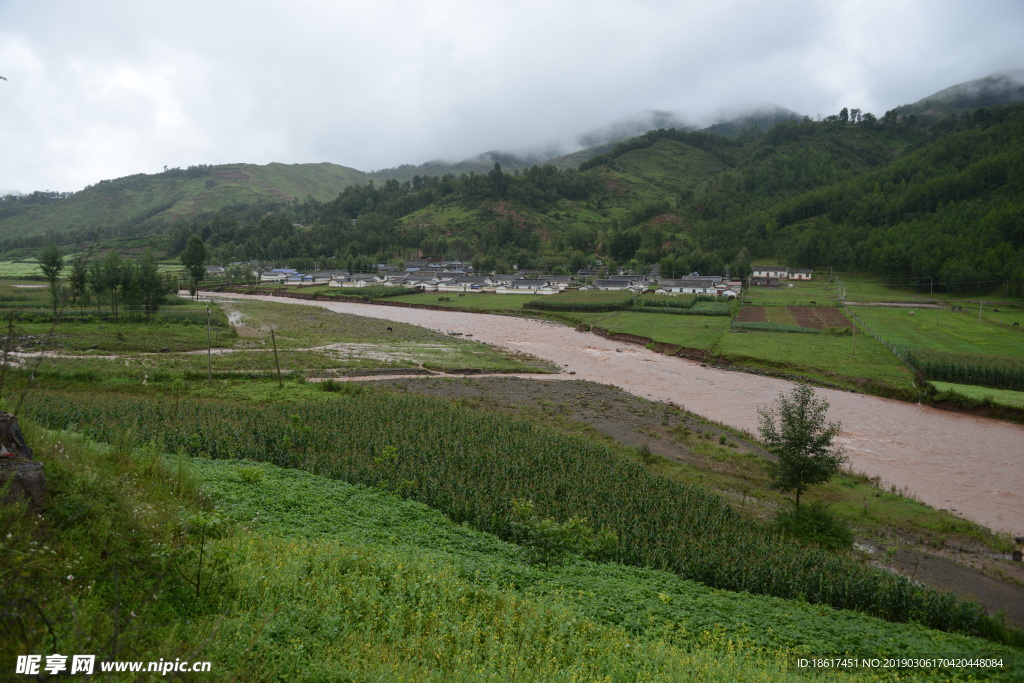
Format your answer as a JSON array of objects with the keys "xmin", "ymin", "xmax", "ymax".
[{"xmin": 205, "ymin": 291, "xmax": 1024, "ymax": 537}]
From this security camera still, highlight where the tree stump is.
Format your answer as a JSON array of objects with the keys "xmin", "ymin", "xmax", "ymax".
[{"xmin": 0, "ymin": 412, "xmax": 44, "ymax": 510}]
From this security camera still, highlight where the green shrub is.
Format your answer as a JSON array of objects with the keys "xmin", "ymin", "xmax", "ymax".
[
  {"xmin": 771, "ymin": 501, "xmax": 854, "ymax": 551},
  {"xmin": 236, "ymin": 465, "xmax": 264, "ymax": 485},
  {"xmin": 508, "ymin": 499, "xmax": 617, "ymax": 566}
]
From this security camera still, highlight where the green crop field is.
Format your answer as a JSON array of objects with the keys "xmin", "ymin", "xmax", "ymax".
[
  {"xmin": 743, "ymin": 278, "xmax": 839, "ymax": 305},
  {"xmin": 849, "ymin": 306, "xmax": 1024, "ymax": 357},
  {"xmin": 5, "ymin": 289, "xmax": 1023, "ymax": 680},
  {"xmin": 391, "ymin": 291, "xmax": 539, "ymax": 311},
  {"xmin": 9, "ymin": 427, "xmax": 1019, "ymax": 681},
  {"xmin": 19, "ymin": 388, "xmax": 1010, "ymax": 641},
  {"xmin": 585, "ymin": 311, "xmax": 731, "ymax": 350},
  {"xmin": 931, "ymin": 382, "xmax": 1024, "ymax": 410}
]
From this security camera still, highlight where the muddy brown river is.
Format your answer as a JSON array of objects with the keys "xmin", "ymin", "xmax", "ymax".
[{"xmin": 212, "ymin": 293, "xmax": 1023, "ymax": 536}]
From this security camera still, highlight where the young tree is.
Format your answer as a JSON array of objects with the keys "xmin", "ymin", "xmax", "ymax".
[
  {"xmin": 137, "ymin": 248, "xmax": 170, "ymax": 317},
  {"xmin": 181, "ymin": 234, "xmax": 209, "ymax": 298},
  {"xmin": 67, "ymin": 255, "xmax": 89, "ymax": 312},
  {"xmin": 757, "ymin": 383, "xmax": 846, "ymax": 507},
  {"xmin": 37, "ymin": 244, "xmax": 64, "ymax": 317}
]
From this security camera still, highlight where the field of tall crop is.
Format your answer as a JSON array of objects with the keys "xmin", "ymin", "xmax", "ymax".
[
  {"xmin": 849, "ymin": 306, "xmax": 1024, "ymax": 390},
  {"xmin": 11, "ymin": 428, "xmax": 1018, "ymax": 681},
  {"xmin": 20, "ymin": 388, "xmax": 1015, "ymax": 643},
  {"xmin": 186, "ymin": 457, "xmax": 1021, "ymax": 678},
  {"xmin": 850, "ymin": 305, "xmax": 1024, "ymax": 357}
]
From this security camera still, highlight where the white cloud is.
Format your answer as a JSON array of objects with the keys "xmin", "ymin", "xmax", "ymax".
[{"xmin": 1, "ymin": 0, "xmax": 1022, "ymax": 193}]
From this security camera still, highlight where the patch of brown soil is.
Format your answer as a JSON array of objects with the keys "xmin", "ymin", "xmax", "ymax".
[{"xmin": 889, "ymin": 547, "xmax": 1024, "ymax": 628}]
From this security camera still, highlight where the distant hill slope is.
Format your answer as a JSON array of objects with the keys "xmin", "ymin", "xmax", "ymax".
[
  {"xmin": 0, "ymin": 162, "xmax": 368, "ymax": 241},
  {"xmin": 893, "ymin": 69, "xmax": 1024, "ymax": 121},
  {"xmin": 698, "ymin": 106, "xmax": 804, "ymax": 137}
]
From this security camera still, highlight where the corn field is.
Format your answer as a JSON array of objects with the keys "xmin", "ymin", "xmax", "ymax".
[
  {"xmin": 22, "ymin": 390, "xmax": 999, "ymax": 639},
  {"xmin": 904, "ymin": 348, "xmax": 1024, "ymax": 391}
]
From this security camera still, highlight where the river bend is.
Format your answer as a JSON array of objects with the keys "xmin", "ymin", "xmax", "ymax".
[{"xmin": 211, "ymin": 293, "xmax": 1024, "ymax": 535}]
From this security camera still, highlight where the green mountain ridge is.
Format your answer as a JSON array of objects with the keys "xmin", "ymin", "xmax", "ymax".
[
  {"xmin": 0, "ymin": 161, "xmax": 369, "ymax": 242},
  {"xmin": 3, "ymin": 72, "xmax": 1023, "ymax": 297},
  {"xmin": 893, "ymin": 69, "xmax": 1024, "ymax": 122}
]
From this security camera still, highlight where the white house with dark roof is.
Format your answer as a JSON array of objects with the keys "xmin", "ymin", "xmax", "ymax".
[
  {"xmin": 495, "ymin": 278, "xmax": 559, "ymax": 295},
  {"xmin": 260, "ymin": 268, "xmax": 297, "ymax": 283},
  {"xmin": 437, "ymin": 275, "xmax": 489, "ymax": 293},
  {"xmin": 752, "ymin": 266, "xmax": 789, "ymax": 279},
  {"xmin": 789, "ymin": 268, "xmax": 813, "ymax": 281},
  {"xmin": 657, "ymin": 276, "xmax": 741, "ymax": 298},
  {"xmin": 593, "ymin": 278, "xmax": 645, "ymax": 292}
]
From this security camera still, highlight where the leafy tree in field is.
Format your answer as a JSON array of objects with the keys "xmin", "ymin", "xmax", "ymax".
[
  {"xmin": 757, "ymin": 383, "xmax": 846, "ymax": 508},
  {"xmin": 37, "ymin": 243, "xmax": 64, "ymax": 317},
  {"xmin": 181, "ymin": 234, "xmax": 209, "ymax": 298},
  {"xmin": 99, "ymin": 250, "xmax": 124, "ymax": 319},
  {"xmin": 137, "ymin": 248, "xmax": 171, "ymax": 317},
  {"xmin": 67, "ymin": 255, "xmax": 89, "ymax": 312}
]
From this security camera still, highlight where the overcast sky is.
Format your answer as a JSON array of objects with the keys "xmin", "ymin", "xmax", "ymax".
[{"xmin": 2, "ymin": 0, "xmax": 1022, "ymax": 194}]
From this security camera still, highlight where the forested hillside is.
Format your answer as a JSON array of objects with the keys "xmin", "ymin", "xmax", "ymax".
[
  {"xmin": 0, "ymin": 162, "xmax": 368, "ymax": 243},
  {"xmin": 5, "ymin": 102, "xmax": 1023, "ymax": 295},
  {"xmin": 150, "ymin": 104, "xmax": 1024, "ymax": 295}
]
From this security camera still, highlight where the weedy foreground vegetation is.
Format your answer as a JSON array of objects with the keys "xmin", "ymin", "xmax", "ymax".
[{"xmin": 2, "ymin": 287, "xmax": 1023, "ymax": 680}]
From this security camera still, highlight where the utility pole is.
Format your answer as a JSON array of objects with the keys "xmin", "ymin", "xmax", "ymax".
[
  {"xmin": 978, "ymin": 301, "xmax": 983, "ymax": 324},
  {"xmin": 206, "ymin": 306, "xmax": 212, "ymax": 380}
]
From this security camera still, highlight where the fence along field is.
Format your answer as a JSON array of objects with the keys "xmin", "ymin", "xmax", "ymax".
[
  {"xmin": 849, "ymin": 306, "xmax": 1024, "ymax": 391},
  {"xmin": 22, "ymin": 389, "xmax": 1016, "ymax": 644}
]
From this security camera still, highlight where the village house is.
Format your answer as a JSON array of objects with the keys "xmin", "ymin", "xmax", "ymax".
[
  {"xmin": 542, "ymin": 276, "xmax": 573, "ymax": 291},
  {"xmin": 752, "ymin": 266, "xmax": 789, "ymax": 279},
  {"xmin": 260, "ymin": 268, "xmax": 297, "ymax": 283},
  {"xmin": 436, "ymin": 275, "xmax": 489, "ymax": 293},
  {"xmin": 656, "ymin": 276, "xmax": 742, "ymax": 298},
  {"xmin": 328, "ymin": 272, "xmax": 383, "ymax": 288},
  {"xmin": 789, "ymin": 268, "xmax": 814, "ymax": 281},
  {"xmin": 495, "ymin": 278, "xmax": 560, "ymax": 295},
  {"xmin": 656, "ymin": 276, "xmax": 720, "ymax": 294},
  {"xmin": 593, "ymin": 278, "xmax": 646, "ymax": 292}
]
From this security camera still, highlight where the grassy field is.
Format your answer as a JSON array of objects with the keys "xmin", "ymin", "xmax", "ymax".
[
  {"xmin": 391, "ymin": 290, "xmax": 543, "ymax": 311},
  {"xmin": 742, "ymin": 278, "xmax": 839, "ymax": 305},
  {"xmin": 1, "ymin": 289, "xmax": 555, "ymax": 395},
  {"xmin": 560, "ymin": 310, "xmax": 915, "ymax": 393},
  {"xmin": 931, "ymin": 381, "xmax": 1024, "ymax": 410},
  {"xmin": 718, "ymin": 328, "xmax": 916, "ymax": 392},
  {"xmin": 583, "ymin": 311, "xmax": 731, "ymax": 350},
  {"xmin": 0, "ymin": 260, "xmax": 46, "ymax": 278},
  {"xmin": 5, "ymin": 288, "xmax": 1024, "ymax": 679},
  {"xmin": 8, "ymin": 430, "xmax": 1019, "ymax": 680},
  {"xmin": 850, "ymin": 306, "xmax": 1024, "ymax": 357}
]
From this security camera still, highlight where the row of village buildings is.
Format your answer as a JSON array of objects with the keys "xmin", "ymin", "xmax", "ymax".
[{"xmin": 207, "ymin": 261, "xmax": 812, "ymax": 297}]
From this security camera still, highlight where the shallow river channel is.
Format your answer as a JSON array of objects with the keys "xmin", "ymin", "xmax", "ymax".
[{"xmin": 214, "ymin": 293, "xmax": 1023, "ymax": 536}]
